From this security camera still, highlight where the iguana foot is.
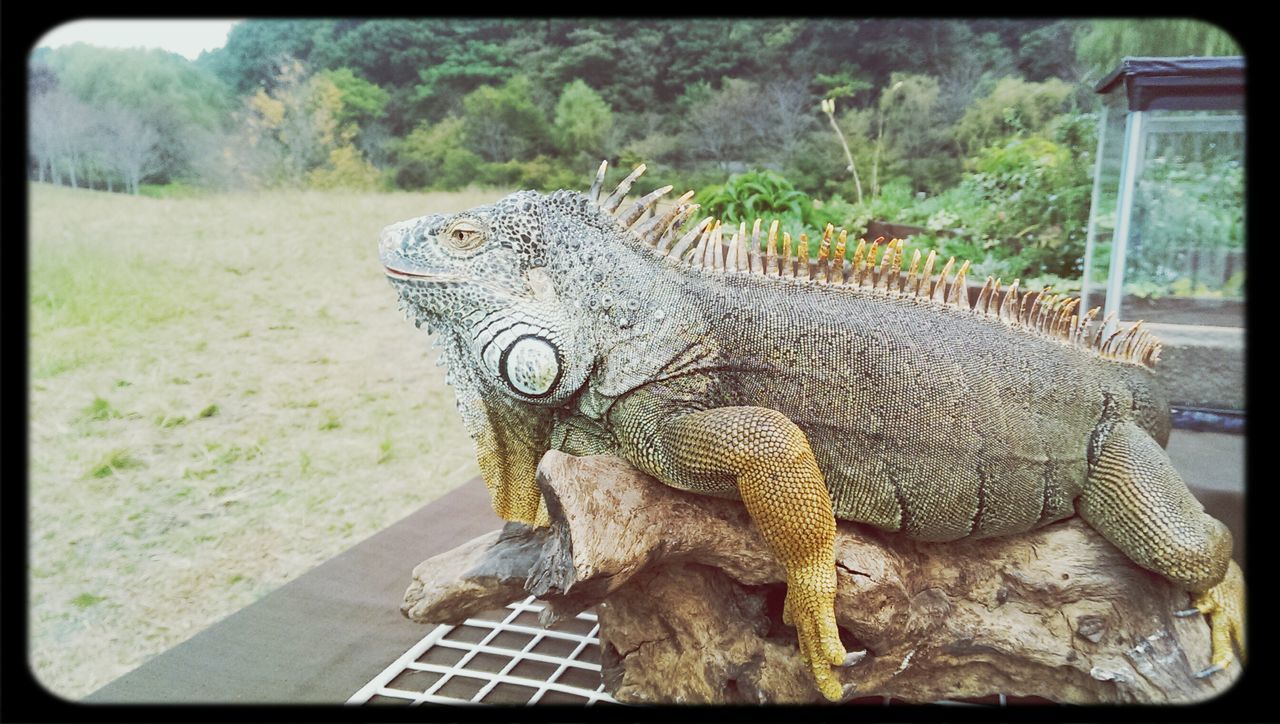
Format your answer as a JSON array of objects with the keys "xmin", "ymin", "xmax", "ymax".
[
  {"xmin": 1174, "ymin": 560, "xmax": 1245, "ymax": 677},
  {"xmin": 781, "ymin": 563, "xmax": 849, "ymax": 701}
]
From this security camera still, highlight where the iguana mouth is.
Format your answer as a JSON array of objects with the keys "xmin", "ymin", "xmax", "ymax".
[{"xmin": 384, "ymin": 266, "xmax": 459, "ymax": 282}]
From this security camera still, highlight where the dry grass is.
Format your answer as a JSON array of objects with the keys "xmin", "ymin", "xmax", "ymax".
[{"xmin": 28, "ymin": 182, "xmax": 510, "ymax": 699}]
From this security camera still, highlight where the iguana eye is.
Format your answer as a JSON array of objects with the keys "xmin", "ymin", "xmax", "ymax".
[{"xmin": 444, "ymin": 219, "xmax": 485, "ymax": 251}]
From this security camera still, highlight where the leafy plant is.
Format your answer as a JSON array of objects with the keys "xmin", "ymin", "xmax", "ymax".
[{"xmin": 696, "ymin": 170, "xmax": 815, "ymax": 231}]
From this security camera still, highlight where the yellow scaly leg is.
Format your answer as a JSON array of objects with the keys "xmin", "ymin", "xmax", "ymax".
[
  {"xmin": 652, "ymin": 406, "xmax": 850, "ymax": 700},
  {"xmin": 1080, "ymin": 420, "xmax": 1244, "ymax": 677}
]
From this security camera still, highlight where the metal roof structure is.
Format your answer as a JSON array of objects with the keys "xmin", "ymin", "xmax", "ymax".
[{"xmin": 1095, "ymin": 56, "xmax": 1244, "ymax": 111}]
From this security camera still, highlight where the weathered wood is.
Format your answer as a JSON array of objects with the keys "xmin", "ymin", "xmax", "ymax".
[{"xmin": 402, "ymin": 450, "xmax": 1238, "ymax": 704}]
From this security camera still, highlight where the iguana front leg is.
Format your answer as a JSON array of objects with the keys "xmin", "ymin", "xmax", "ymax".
[{"xmin": 620, "ymin": 404, "xmax": 850, "ymax": 700}]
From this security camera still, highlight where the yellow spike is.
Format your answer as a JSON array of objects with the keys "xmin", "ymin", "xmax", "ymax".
[
  {"xmin": 766, "ymin": 220, "xmax": 780, "ymax": 277},
  {"xmin": 1076, "ymin": 306, "xmax": 1100, "ymax": 345},
  {"xmin": 931, "ymin": 256, "xmax": 955, "ymax": 303},
  {"xmin": 690, "ymin": 225, "xmax": 711, "ymax": 269},
  {"xmin": 1057, "ymin": 298, "xmax": 1080, "ymax": 337},
  {"xmin": 1021, "ymin": 285, "xmax": 1047, "ymax": 327},
  {"xmin": 601, "ymin": 163, "xmax": 647, "ymax": 213},
  {"xmin": 1035, "ymin": 293, "xmax": 1058, "ymax": 332},
  {"xmin": 1122, "ymin": 325, "xmax": 1141, "ymax": 358},
  {"xmin": 1000, "ymin": 279, "xmax": 1020, "ymax": 322},
  {"xmin": 781, "ymin": 232, "xmax": 794, "ymax": 278},
  {"xmin": 858, "ymin": 240, "xmax": 877, "ymax": 287},
  {"xmin": 1067, "ymin": 314, "xmax": 1079, "ymax": 344},
  {"xmin": 816, "ymin": 226, "xmax": 832, "ymax": 284},
  {"xmin": 829, "ymin": 229, "xmax": 848, "ymax": 284},
  {"xmin": 975, "ymin": 276, "xmax": 996, "ymax": 315},
  {"xmin": 1121, "ymin": 320, "xmax": 1146, "ymax": 357},
  {"xmin": 668, "ymin": 215, "xmax": 711, "ymax": 259},
  {"xmin": 1138, "ymin": 336, "xmax": 1156, "ymax": 364},
  {"xmin": 918, "ymin": 250, "xmax": 938, "ymax": 297},
  {"xmin": 798, "ymin": 233, "xmax": 811, "ymax": 281},
  {"xmin": 890, "ymin": 240, "xmax": 905, "ymax": 292},
  {"xmin": 1100, "ymin": 325, "xmax": 1126, "ymax": 358},
  {"xmin": 747, "ymin": 219, "xmax": 762, "ymax": 275},
  {"xmin": 949, "ymin": 259, "xmax": 971, "ymax": 308},
  {"xmin": 876, "ymin": 239, "xmax": 897, "ymax": 290},
  {"xmin": 710, "ymin": 221, "xmax": 725, "ymax": 271},
  {"xmin": 735, "ymin": 222, "xmax": 750, "ymax": 272},
  {"xmin": 905, "ymin": 249, "xmax": 923, "ymax": 296},
  {"xmin": 851, "ymin": 239, "xmax": 868, "ymax": 286},
  {"xmin": 863, "ymin": 239, "xmax": 882, "ymax": 287},
  {"xmin": 1092, "ymin": 311, "xmax": 1117, "ymax": 351}
]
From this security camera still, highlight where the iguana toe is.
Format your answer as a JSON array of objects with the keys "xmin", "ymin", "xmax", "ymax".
[
  {"xmin": 1184, "ymin": 560, "xmax": 1245, "ymax": 676},
  {"xmin": 784, "ymin": 574, "xmax": 849, "ymax": 701}
]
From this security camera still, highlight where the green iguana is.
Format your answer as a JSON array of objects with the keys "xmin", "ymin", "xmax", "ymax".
[{"xmin": 380, "ymin": 162, "xmax": 1245, "ymax": 701}]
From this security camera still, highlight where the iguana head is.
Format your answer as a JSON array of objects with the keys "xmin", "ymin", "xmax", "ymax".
[
  {"xmin": 378, "ymin": 189, "xmax": 587, "ymax": 524},
  {"xmin": 381, "ymin": 189, "xmax": 589, "ymax": 401}
]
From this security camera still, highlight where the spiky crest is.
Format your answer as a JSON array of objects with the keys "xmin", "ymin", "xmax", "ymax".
[{"xmin": 587, "ymin": 162, "xmax": 1162, "ymax": 368}]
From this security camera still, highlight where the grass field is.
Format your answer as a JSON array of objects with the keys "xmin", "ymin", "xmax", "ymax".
[{"xmin": 28, "ymin": 182, "xmax": 510, "ymax": 699}]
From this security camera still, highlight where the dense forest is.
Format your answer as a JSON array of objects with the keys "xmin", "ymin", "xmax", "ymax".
[{"xmin": 28, "ymin": 18, "xmax": 1242, "ymax": 284}]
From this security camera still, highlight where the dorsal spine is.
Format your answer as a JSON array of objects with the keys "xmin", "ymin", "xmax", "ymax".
[{"xmin": 589, "ymin": 161, "xmax": 1162, "ymax": 368}]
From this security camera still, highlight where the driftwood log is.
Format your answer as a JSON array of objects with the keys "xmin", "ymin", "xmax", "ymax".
[{"xmin": 402, "ymin": 451, "xmax": 1238, "ymax": 704}]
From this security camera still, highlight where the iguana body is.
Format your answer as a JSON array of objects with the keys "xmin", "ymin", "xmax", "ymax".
[{"xmin": 380, "ymin": 163, "xmax": 1244, "ymax": 700}]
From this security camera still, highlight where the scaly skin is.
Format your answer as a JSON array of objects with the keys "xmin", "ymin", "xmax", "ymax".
[{"xmin": 379, "ymin": 163, "xmax": 1244, "ymax": 700}]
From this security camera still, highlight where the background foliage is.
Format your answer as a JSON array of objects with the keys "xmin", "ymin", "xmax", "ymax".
[{"xmin": 29, "ymin": 17, "xmax": 1243, "ymax": 284}]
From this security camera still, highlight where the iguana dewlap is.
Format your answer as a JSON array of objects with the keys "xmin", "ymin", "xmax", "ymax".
[{"xmin": 380, "ymin": 162, "xmax": 1244, "ymax": 701}]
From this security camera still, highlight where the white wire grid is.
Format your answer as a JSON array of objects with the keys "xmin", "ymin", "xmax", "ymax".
[
  {"xmin": 347, "ymin": 595, "xmax": 616, "ymax": 706},
  {"xmin": 347, "ymin": 595, "xmax": 1029, "ymax": 706}
]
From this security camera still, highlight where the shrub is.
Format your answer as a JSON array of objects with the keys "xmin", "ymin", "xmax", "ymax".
[
  {"xmin": 394, "ymin": 117, "xmax": 484, "ymax": 190},
  {"xmin": 696, "ymin": 170, "xmax": 816, "ymax": 233},
  {"xmin": 480, "ymin": 156, "xmax": 580, "ymax": 191},
  {"xmin": 896, "ymin": 113, "xmax": 1096, "ymax": 281},
  {"xmin": 953, "ymin": 77, "xmax": 1075, "ymax": 156}
]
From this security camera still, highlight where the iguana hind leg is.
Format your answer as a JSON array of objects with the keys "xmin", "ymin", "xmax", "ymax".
[
  {"xmin": 635, "ymin": 406, "xmax": 851, "ymax": 701},
  {"xmin": 1080, "ymin": 420, "xmax": 1244, "ymax": 674}
]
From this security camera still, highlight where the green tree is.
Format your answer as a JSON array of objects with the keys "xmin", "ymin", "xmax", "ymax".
[
  {"xmin": 410, "ymin": 40, "xmax": 514, "ymax": 124},
  {"xmin": 460, "ymin": 75, "xmax": 552, "ymax": 162},
  {"xmin": 552, "ymin": 80, "xmax": 614, "ymax": 161},
  {"xmin": 44, "ymin": 44, "xmax": 232, "ymax": 184},
  {"xmin": 393, "ymin": 117, "xmax": 483, "ymax": 190},
  {"xmin": 317, "ymin": 68, "xmax": 389, "ymax": 129},
  {"xmin": 1075, "ymin": 19, "xmax": 1241, "ymax": 81},
  {"xmin": 872, "ymin": 73, "xmax": 961, "ymax": 194},
  {"xmin": 199, "ymin": 20, "xmax": 337, "ymax": 94},
  {"xmin": 229, "ymin": 59, "xmax": 378, "ymax": 189},
  {"xmin": 952, "ymin": 77, "xmax": 1075, "ymax": 156}
]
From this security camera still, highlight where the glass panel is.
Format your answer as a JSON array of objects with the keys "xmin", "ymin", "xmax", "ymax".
[
  {"xmin": 1085, "ymin": 99, "xmax": 1244, "ymax": 328},
  {"xmin": 1123, "ymin": 109, "xmax": 1244, "ymax": 326},
  {"xmin": 1081, "ymin": 93, "xmax": 1129, "ymax": 311}
]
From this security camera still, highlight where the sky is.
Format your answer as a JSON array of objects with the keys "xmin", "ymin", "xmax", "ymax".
[{"xmin": 35, "ymin": 19, "xmax": 242, "ymax": 60}]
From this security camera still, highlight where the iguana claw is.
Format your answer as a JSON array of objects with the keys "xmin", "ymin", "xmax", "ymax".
[
  {"xmin": 1195, "ymin": 663, "xmax": 1225, "ymax": 679},
  {"xmin": 841, "ymin": 650, "xmax": 868, "ymax": 667}
]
